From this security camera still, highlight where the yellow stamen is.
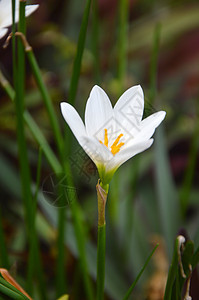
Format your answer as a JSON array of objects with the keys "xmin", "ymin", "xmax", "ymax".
[
  {"xmin": 104, "ymin": 128, "xmax": 108, "ymax": 147},
  {"xmin": 110, "ymin": 134, "xmax": 124, "ymax": 155},
  {"xmin": 111, "ymin": 134, "xmax": 123, "ymax": 148},
  {"xmin": 100, "ymin": 129, "xmax": 124, "ymax": 155}
]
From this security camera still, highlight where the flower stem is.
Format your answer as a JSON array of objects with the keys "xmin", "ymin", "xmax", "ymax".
[
  {"xmin": 97, "ymin": 224, "xmax": 106, "ymax": 300},
  {"xmin": 96, "ymin": 181, "xmax": 108, "ymax": 300}
]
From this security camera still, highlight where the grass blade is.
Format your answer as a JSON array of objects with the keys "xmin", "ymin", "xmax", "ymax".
[
  {"xmin": 154, "ymin": 126, "xmax": 181, "ymax": 258},
  {"xmin": 0, "ymin": 210, "xmax": 9, "ymax": 269},
  {"xmin": 122, "ymin": 244, "xmax": 159, "ymax": 300},
  {"xmin": 68, "ymin": 0, "xmax": 92, "ymax": 104},
  {"xmin": 118, "ymin": 0, "xmax": 128, "ymax": 92}
]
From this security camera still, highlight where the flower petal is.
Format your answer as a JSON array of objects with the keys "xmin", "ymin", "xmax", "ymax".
[
  {"xmin": 60, "ymin": 102, "xmax": 86, "ymax": 146},
  {"xmin": 0, "ymin": 3, "xmax": 38, "ymax": 28},
  {"xmin": 25, "ymin": 4, "xmax": 39, "ymax": 18},
  {"xmin": 0, "ymin": 28, "xmax": 8, "ymax": 39},
  {"xmin": 85, "ymin": 85, "xmax": 113, "ymax": 140},
  {"xmin": 135, "ymin": 111, "xmax": 166, "ymax": 141},
  {"xmin": 80, "ymin": 136, "xmax": 113, "ymax": 167},
  {"xmin": 0, "ymin": 0, "xmax": 14, "ymax": 28},
  {"xmin": 114, "ymin": 85, "xmax": 144, "ymax": 134},
  {"xmin": 106, "ymin": 139, "xmax": 153, "ymax": 172}
]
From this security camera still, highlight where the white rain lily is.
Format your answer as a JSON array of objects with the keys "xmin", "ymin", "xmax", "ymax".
[
  {"xmin": 61, "ymin": 85, "xmax": 166, "ymax": 185},
  {"xmin": 0, "ymin": 0, "xmax": 39, "ymax": 39}
]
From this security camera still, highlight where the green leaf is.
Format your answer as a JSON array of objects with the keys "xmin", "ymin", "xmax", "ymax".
[
  {"xmin": 191, "ymin": 246, "xmax": 199, "ymax": 269},
  {"xmin": 154, "ymin": 125, "xmax": 181, "ymax": 258},
  {"xmin": 122, "ymin": 244, "xmax": 159, "ymax": 300},
  {"xmin": 68, "ymin": 0, "xmax": 92, "ymax": 104},
  {"xmin": 164, "ymin": 238, "xmax": 180, "ymax": 300},
  {"xmin": 0, "ymin": 277, "xmax": 29, "ymax": 300}
]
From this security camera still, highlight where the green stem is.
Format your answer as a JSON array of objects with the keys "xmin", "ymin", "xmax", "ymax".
[
  {"xmin": 15, "ymin": 0, "xmax": 33, "ymax": 233},
  {"xmin": 0, "ymin": 71, "xmax": 62, "ymax": 175},
  {"xmin": 4, "ymin": 18, "xmax": 94, "ymax": 298},
  {"xmin": 64, "ymin": 163, "xmax": 94, "ymax": 300},
  {"xmin": 118, "ymin": 0, "xmax": 128, "ymax": 92},
  {"xmin": 11, "ymin": 0, "xmax": 16, "ymax": 87},
  {"xmin": 27, "ymin": 148, "xmax": 47, "ymax": 299},
  {"xmin": 24, "ymin": 44, "xmax": 63, "ymax": 156},
  {"xmin": 24, "ymin": 111, "xmax": 62, "ymax": 174},
  {"xmin": 14, "ymin": 35, "xmax": 66, "ymax": 296},
  {"xmin": 11, "ymin": 4, "xmax": 47, "ymax": 296},
  {"xmin": 0, "ymin": 284, "xmax": 24, "ymax": 300},
  {"xmin": 1, "ymin": 65, "xmax": 94, "ymax": 300},
  {"xmin": 96, "ymin": 181, "xmax": 108, "ymax": 300},
  {"xmin": 56, "ymin": 204, "xmax": 66, "ymax": 297},
  {"xmin": 180, "ymin": 114, "xmax": 199, "ymax": 216},
  {"xmin": 0, "ymin": 208, "xmax": 9, "ymax": 268},
  {"xmin": 0, "ymin": 277, "xmax": 29, "ymax": 300},
  {"xmin": 149, "ymin": 23, "xmax": 161, "ymax": 103},
  {"xmin": 0, "ymin": 70, "xmax": 15, "ymax": 100},
  {"xmin": 96, "ymin": 224, "xmax": 106, "ymax": 300},
  {"xmin": 62, "ymin": 0, "xmax": 93, "ymax": 298},
  {"xmin": 123, "ymin": 157, "xmax": 139, "ymax": 262},
  {"xmin": 122, "ymin": 244, "xmax": 159, "ymax": 300},
  {"xmin": 92, "ymin": 0, "xmax": 100, "ymax": 83},
  {"xmin": 15, "ymin": 2, "xmax": 35, "ymax": 295},
  {"xmin": 68, "ymin": 0, "xmax": 92, "ymax": 105}
]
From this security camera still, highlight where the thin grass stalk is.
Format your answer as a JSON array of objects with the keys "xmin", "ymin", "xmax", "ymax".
[
  {"xmin": 109, "ymin": 0, "xmax": 129, "ymax": 225},
  {"xmin": 11, "ymin": 6, "xmax": 94, "ymax": 296},
  {"xmin": 150, "ymin": 25, "xmax": 179, "ymax": 257},
  {"xmin": 0, "ymin": 276, "xmax": 30, "ymax": 300},
  {"xmin": 15, "ymin": 1, "xmax": 34, "ymax": 294},
  {"xmin": 92, "ymin": 0, "xmax": 100, "ymax": 83},
  {"xmin": 0, "ymin": 70, "xmax": 62, "ymax": 175},
  {"xmin": 24, "ymin": 111, "xmax": 62, "ymax": 174},
  {"xmin": 68, "ymin": 0, "xmax": 92, "ymax": 105},
  {"xmin": 64, "ymin": 0, "xmax": 92, "ymax": 166},
  {"xmin": 0, "ymin": 209, "xmax": 9, "ymax": 268},
  {"xmin": 13, "ymin": 33, "xmax": 66, "ymax": 295},
  {"xmin": 123, "ymin": 157, "xmax": 139, "ymax": 262},
  {"xmin": 180, "ymin": 113, "xmax": 199, "ymax": 216},
  {"xmin": 0, "ymin": 70, "xmax": 15, "ymax": 99},
  {"xmin": 56, "ymin": 201, "xmax": 66, "ymax": 297},
  {"xmin": 63, "ymin": 162, "xmax": 94, "ymax": 300},
  {"xmin": 62, "ymin": 0, "xmax": 94, "ymax": 298},
  {"xmin": 11, "ymin": 0, "xmax": 16, "ymax": 86},
  {"xmin": 122, "ymin": 244, "xmax": 159, "ymax": 300},
  {"xmin": 23, "ymin": 44, "xmax": 63, "ymax": 156},
  {"xmin": 33, "ymin": 149, "xmax": 47, "ymax": 299},
  {"xmin": 148, "ymin": 23, "xmax": 161, "ymax": 103},
  {"xmin": 0, "ymin": 284, "xmax": 25, "ymax": 300},
  {"xmin": 19, "ymin": 39, "xmax": 94, "ymax": 298},
  {"xmin": 27, "ymin": 148, "xmax": 47, "ymax": 299},
  {"xmin": 14, "ymin": 2, "xmax": 46, "ymax": 296},
  {"xmin": 0, "ymin": 69, "xmax": 62, "ymax": 175},
  {"xmin": 33, "ymin": 147, "xmax": 43, "ymax": 205},
  {"xmin": 0, "ymin": 70, "xmax": 60, "ymax": 297},
  {"xmin": 163, "ymin": 238, "xmax": 179, "ymax": 300},
  {"xmin": 118, "ymin": 0, "xmax": 128, "ymax": 92}
]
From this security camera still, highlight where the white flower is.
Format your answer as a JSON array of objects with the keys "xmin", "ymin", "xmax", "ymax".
[
  {"xmin": 0, "ymin": 0, "xmax": 39, "ymax": 39},
  {"xmin": 61, "ymin": 85, "xmax": 166, "ymax": 185}
]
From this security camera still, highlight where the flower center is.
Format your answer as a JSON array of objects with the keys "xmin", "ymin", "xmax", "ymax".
[{"xmin": 99, "ymin": 128, "xmax": 124, "ymax": 155}]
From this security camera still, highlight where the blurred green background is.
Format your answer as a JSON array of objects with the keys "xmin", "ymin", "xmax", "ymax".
[{"xmin": 0, "ymin": 0, "xmax": 199, "ymax": 299}]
